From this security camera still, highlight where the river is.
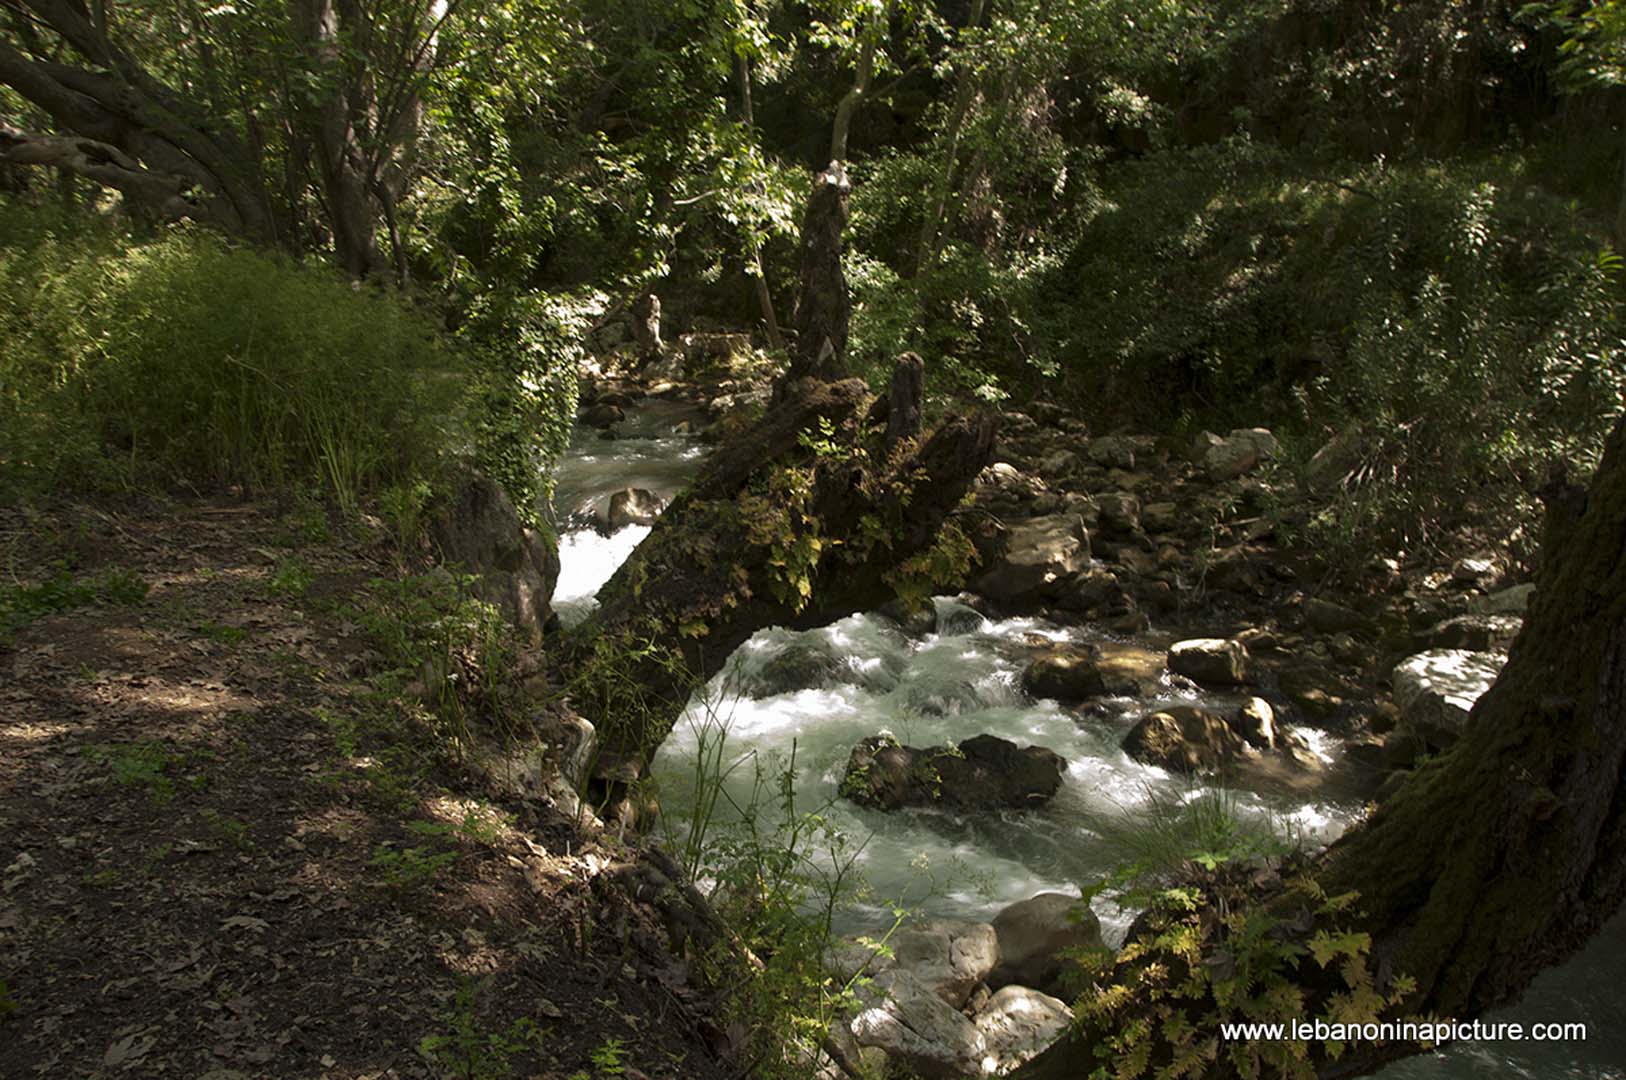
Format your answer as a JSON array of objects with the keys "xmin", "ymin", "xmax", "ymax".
[{"xmin": 547, "ymin": 407, "xmax": 1625, "ymax": 1078}]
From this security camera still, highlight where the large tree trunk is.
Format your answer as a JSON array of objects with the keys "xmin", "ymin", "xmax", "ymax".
[
  {"xmin": 562, "ymin": 168, "xmax": 996, "ymax": 803},
  {"xmin": 1014, "ymin": 414, "xmax": 1626, "ymax": 1079}
]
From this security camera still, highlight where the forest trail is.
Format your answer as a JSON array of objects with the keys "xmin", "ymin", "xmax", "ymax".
[{"xmin": 0, "ymin": 501, "xmax": 729, "ymax": 1080}]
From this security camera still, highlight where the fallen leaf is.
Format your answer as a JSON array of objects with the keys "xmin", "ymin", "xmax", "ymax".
[{"xmin": 220, "ymin": 915, "xmax": 269, "ymax": 933}]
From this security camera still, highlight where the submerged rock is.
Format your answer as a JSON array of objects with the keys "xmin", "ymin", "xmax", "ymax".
[
  {"xmin": 1391, "ymin": 648, "xmax": 1506, "ymax": 748},
  {"xmin": 1121, "ymin": 705, "xmax": 1324, "ymax": 790},
  {"xmin": 841, "ymin": 733, "xmax": 1066, "ymax": 812}
]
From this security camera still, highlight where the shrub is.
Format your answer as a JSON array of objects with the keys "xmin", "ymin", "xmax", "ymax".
[{"xmin": 0, "ymin": 205, "xmax": 461, "ymax": 509}]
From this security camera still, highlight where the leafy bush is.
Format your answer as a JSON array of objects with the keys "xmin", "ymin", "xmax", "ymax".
[{"xmin": 0, "ymin": 206, "xmax": 461, "ymax": 509}]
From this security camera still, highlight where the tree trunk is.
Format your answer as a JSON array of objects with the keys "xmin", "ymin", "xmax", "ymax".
[
  {"xmin": 784, "ymin": 163, "xmax": 853, "ymax": 387},
  {"xmin": 1616, "ymin": 118, "xmax": 1626, "ymax": 255},
  {"xmin": 1014, "ymin": 411, "xmax": 1626, "ymax": 1079},
  {"xmin": 829, "ymin": 8, "xmax": 883, "ymax": 164},
  {"xmin": 734, "ymin": 51, "xmax": 787, "ymax": 353},
  {"xmin": 562, "ymin": 173, "xmax": 997, "ymax": 807},
  {"xmin": 914, "ymin": 0, "xmax": 987, "ymax": 277}
]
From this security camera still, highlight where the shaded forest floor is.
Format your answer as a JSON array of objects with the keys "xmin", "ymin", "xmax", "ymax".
[{"xmin": 0, "ymin": 499, "xmax": 730, "ymax": 1080}]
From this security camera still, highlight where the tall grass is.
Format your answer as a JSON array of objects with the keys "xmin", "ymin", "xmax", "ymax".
[{"xmin": 0, "ymin": 205, "xmax": 462, "ymax": 508}]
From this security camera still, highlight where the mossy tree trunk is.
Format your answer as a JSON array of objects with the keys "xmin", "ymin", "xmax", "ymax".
[
  {"xmin": 1014, "ymin": 412, "xmax": 1626, "ymax": 1079},
  {"xmin": 562, "ymin": 165, "xmax": 997, "ymax": 800}
]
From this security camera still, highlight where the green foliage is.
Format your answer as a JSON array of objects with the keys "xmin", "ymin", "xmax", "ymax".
[
  {"xmin": 0, "ymin": 207, "xmax": 460, "ymax": 508},
  {"xmin": 0, "ymin": 564, "xmax": 147, "ymax": 645},
  {"xmin": 371, "ymin": 843, "xmax": 458, "ymax": 888},
  {"xmin": 355, "ymin": 572, "xmax": 529, "ymax": 756},
  {"xmin": 419, "ymin": 978, "xmax": 546, "ymax": 1080},
  {"xmin": 88, "ymin": 741, "xmax": 184, "ymax": 806},
  {"xmin": 658, "ymin": 698, "xmax": 914, "ymax": 1079},
  {"xmin": 265, "ymin": 556, "xmax": 316, "ymax": 600}
]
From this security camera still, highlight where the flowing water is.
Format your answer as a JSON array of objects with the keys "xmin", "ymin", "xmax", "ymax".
[{"xmin": 548, "ymin": 408, "xmax": 1624, "ymax": 1078}]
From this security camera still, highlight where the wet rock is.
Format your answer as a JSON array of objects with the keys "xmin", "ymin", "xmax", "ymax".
[
  {"xmin": 936, "ymin": 600, "xmax": 989, "ymax": 637},
  {"xmin": 749, "ymin": 641, "xmax": 848, "ymax": 696},
  {"xmin": 580, "ymin": 402, "xmax": 625, "ymax": 428},
  {"xmin": 1021, "ymin": 648, "xmax": 1106, "ymax": 701},
  {"xmin": 878, "ymin": 598, "xmax": 938, "ymax": 636},
  {"xmin": 989, "ymin": 892, "xmax": 1102, "ymax": 997},
  {"xmin": 849, "ymin": 969, "xmax": 985, "ymax": 1079},
  {"xmin": 427, "ymin": 467, "xmax": 559, "ymax": 645},
  {"xmin": 974, "ymin": 986, "xmax": 1072, "ymax": 1074},
  {"xmin": 841, "ymin": 734, "xmax": 1067, "ymax": 812},
  {"xmin": 1381, "ymin": 729, "xmax": 1428, "ymax": 770},
  {"xmin": 604, "ymin": 487, "xmax": 665, "ymax": 530},
  {"xmin": 1122, "ymin": 706, "xmax": 1245, "ymax": 773},
  {"xmin": 971, "ymin": 514, "xmax": 1090, "ymax": 605},
  {"xmin": 1233, "ymin": 697, "xmax": 1278, "ymax": 751},
  {"xmin": 1391, "ymin": 649, "xmax": 1506, "ymax": 748},
  {"xmin": 1167, "ymin": 638, "xmax": 1250, "ymax": 686}
]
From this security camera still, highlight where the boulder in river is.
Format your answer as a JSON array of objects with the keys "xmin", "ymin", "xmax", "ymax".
[
  {"xmin": 989, "ymin": 892, "xmax": 1103, "ymax": 998},
  {"xmin": 1122, "ymin": 705, "xmax": 1324, "ymax": 791},
  {"xmin": 603, "ymin": 487, "xmax": 665, "ymax": 530},
  {"xmin": 841, "ymin": 733, "xmax": 1066, "ymax": 812},
  {"xmin": 580, "ymin": 401, "xmax": 624, "ymax": 428},
  {"xmin": 1022, "ymin": 642, "xmax": 1165, "ymax": 703},
  {"xmin": 1167, "ymin": 637, "xmax": 1250, "ymax": 686},
  {"xmin": 1391, "ymin": 648, "xmax": 1506, "ymax": 748}
]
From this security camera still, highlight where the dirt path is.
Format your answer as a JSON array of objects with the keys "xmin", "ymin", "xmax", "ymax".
[{"xmin": 0, "ymin": 499, "xmax": 729, "ymax": 1080}]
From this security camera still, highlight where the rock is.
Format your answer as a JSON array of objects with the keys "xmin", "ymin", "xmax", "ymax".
[
  {"xmin": 1122, "ymin": 706, "xmax": 1246, "ymax": 773},
  {"xmin": 850, "ymin": 970, "xmax": 985, "ymax": 1079},
  {"xmin": 1088, "ymin": 435, "xmax": 1137, "ymax": 469},
  {"xmin": 989, "ymin": 892, "xmax": 1102, "ymax": 997},
  {"xmin": 887, "ymin": 919, "xmax": 1000, "ymax": 1007},
  {"xmin": 748, "ymin": 641, "xmax": 847, "ymax": 696},
  {"xmin": 1054, "ymin": 569, "xmax": 1126, "ymax": 614},
  {"xmin": 1094, "ymin": 492, "xmax": 1142, "ymax": 534},
  {"xmin": 1425, "ymin": 614, "xmax": 1522, "ymax": 652},
  {"xmin": 841, "ymin": 734, "xmax": 1067, "ymax": 812},
  {"xmin": 974, "ymin": 986, "xmax": 1073, "ymax": 1075},
  {"xmin": 1233, "ymin": 697, "xmax": 1277, "ymax": 751},
  {"xmin": 1391, "ymin": 649, "xmax": 1506, "ymax": 748},
  {"xmin": 936, "ymin": 601, "xmax": 989, "ymax": 636},
  {"xmin": 427, "ymin": 467, "xmax": 559, "ymax": 645},
  {"xmin": 878, "ymin": 598, "xmax": 938, "ymax": 636},
  {"xmin": 971, "ymin": 514, "xmax": 1090, "ymax": 605},
  {"xmin": 1039, "ymin": 450, "xmax": 1079, "ymax": 475},
  {"xmin": 1473, "ymin": 583, "xmax": 1535, "ymax": 615},
  {"xmin": 1141, "ymin": 501, "xmax": 1180, "ymax": 533},
  {"xmin": 1303, "ymin": 426, "xmax": 1364, "ymax": 492},
  {"xmin": 1021, "ymin": 648, "xmax": 1106, "ymax": 702},
  {"xmin": 604, "ymin": 487, "xmax": 665, "ymax": 530},
  {"xmin": 1201, "ymin": 428, "xmax": 1276, "ymax": 481},
  {"xmin": 580, "ymin": 402, "xmax": 625, "ymax": 428},
  {"xmin": 1167, "ymin": 638, "xmax": 1250, "ymax": 686},
  {"xmin": 1091, "ymin": 643, "xmax": 1165, "ymax": 695},
  {"xmin": 1381, "ymin": 729, "xmax": 1428, "ymax": 770},
  {"xmin": 1304, "ymin": 597, "xmax": 1366, "ymax": 635},
  {"xmin": 1451, "ymin": 556, "xmax": 1498, "ymax": 584}
]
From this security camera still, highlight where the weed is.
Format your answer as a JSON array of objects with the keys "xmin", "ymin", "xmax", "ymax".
[
  {"xmin": 371, "ymin": 843, "xmax": 456, "ymax": 888},
  {"xmin": 266, "ymin": 556, "xmax": 315, "ymax": 599},
  {"xmin": 0, "ymin": 564, "xmax": 148, "ymax": 643},
  {"xmin": 200, "ymin": 810, "xmax": 254, "ymax": 851},
  {"xmin": 193, "ymin": 622, "xmax": 249, "ymax": 646},
  {"xmin": 419, "ymin": 978, "xmax": 546, "ymax": 1080},
  {"xmin": 568, "ymin": 1036, "xmax": 628, "ymax": 1080},
  {"xmin": 380, "ymin": 478, "xmax": 434, "ymax": 554},
  {"xmin": 314, "ymin": 705, "xmax": 362, "ymax": 758},
  {"xmin": 88, "ymin": 742, "xmax": 181, "ymax": 805},
  {"xmin": 82, "ymin": 868, "xmax": 120, "ymax": 889}
]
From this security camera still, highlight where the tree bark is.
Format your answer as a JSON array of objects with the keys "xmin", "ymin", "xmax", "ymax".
[
  {"xmin": 829, "ymin": 4, "xmax": 884, "ymax": 163},
  {"xmin": 784, "ymin": 163, "xmax": 853, "ymax": 387},
  {"xmin": 562, "ymin": 172, "xmax": 996, "ymax": 802},
  {"xmin": 1014, "ymin": 410, "xmax": 1626, "ymax": 1078}
]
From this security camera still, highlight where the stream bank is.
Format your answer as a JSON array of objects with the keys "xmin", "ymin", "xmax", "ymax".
[{"xmin": 554, "ymin": 335, "xmax": 1621, "ymax": 1079}]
